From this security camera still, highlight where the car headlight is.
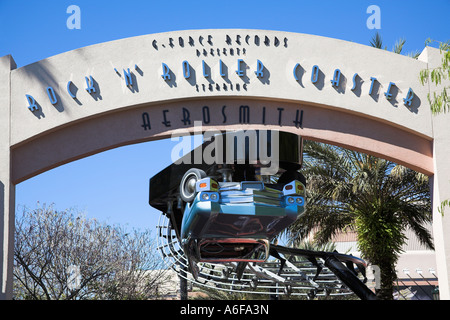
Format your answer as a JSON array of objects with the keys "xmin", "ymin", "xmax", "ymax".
[
  {"xmin": 199, "ymin": 192, "xmax": 219, "ymax": 202},
  {"xmin": 201, "ymin": 193, "xmax": 210, "ymax": 201},
  {"xmin": 286, "ymin": 196, "xmax": 304, "ymax": 206},
  {"xmin": 196, "ymin": 178, "xmax": 219, "ymax": 192},
  {"xmin": 283, "ymin": 180, "xmax": 306, "ymax": 196}
]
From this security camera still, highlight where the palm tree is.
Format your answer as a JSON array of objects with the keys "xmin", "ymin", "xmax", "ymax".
[
  {"xmin": 370, "ymin": 32, "xmax": 386, "ymax": 50},
  {"xmin": 288, "ymin": 141, "xmax": 434, "ymax": 300},
  {"xmin": 370, "ymin": 31, "xmax": 421, "ymax": 59}
]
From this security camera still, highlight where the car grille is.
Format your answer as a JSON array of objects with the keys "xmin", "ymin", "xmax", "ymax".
[
  {"xmin": 198, "ymin": 238, "xmax": 269, "ymax": 262},
  {"xmin": 218, "ymin": 181, "xmax": 283, "ymax": 206}
]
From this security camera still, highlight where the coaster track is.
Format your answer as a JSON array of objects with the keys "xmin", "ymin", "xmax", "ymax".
[{"xmin": 156, "ymin": 213, "xmax": 377, "ymax": 300}]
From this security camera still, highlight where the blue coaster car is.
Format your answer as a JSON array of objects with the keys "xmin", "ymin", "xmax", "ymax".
[
  {"xmin": 180, "ymin": 176, "xmax": 306, "ymax": 264},
  {"xmin": 149, "ymin": 130, "xmax": 305, "ymax": 274},
  {"xmin": 149, "ymin": 131, "xmax": 377, "ymax": 300}
]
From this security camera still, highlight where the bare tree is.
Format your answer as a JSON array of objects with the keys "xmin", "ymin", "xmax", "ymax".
[{"xmin": 13, "ymin": 204, "xmax": 170, "ymax": 300}]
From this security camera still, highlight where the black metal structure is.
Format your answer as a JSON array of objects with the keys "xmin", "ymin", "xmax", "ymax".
[{"xmin": 150, "ymin": 130, "xmax": 377, "ymax": 300}]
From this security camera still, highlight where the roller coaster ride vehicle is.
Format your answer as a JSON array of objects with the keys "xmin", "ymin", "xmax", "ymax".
[{"xmin": 149, "ymin": 130, "xmax": 377, "ymax": 300}]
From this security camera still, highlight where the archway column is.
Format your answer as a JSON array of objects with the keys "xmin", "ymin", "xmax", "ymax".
[
  {"xmin": 431, "ymin": 136, "xmax": 450, "ymax": 299},
  {"xmin": 0, "ymin": 55, "xmax": 16, "ymax": 300},
  {"xmin": 428, "ymin": 52, "xmax": 450, "ymax": 300}
]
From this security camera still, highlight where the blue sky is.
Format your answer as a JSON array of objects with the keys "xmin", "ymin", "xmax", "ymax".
[{"xmin": 1, "ymin": 0, "xmax": 449, "ymax": 231}]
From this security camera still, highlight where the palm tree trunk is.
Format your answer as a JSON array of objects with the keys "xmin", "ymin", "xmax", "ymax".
[
  {"xmin": 179, "ymin": 265, "xmax": 188, "ymax": 300},
  {"xmin": 374, "ymin": 259, "xmax": 397, "ymax": 300}
]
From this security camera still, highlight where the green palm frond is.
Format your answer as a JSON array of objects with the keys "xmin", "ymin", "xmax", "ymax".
[
  {"xmin": 393, "ymin": 38, "xmax": 406, "ymax": 54},
  {"xmin": 288, "ymin": 140, "xmax": 433, "ymax": 265},
  {"xmin": 370, "ymin": 32, "xmax": 385, "ymax": 49},
  {"xmin": 407, "ymin": 50, "xmax": 421, "ymax": 59}
]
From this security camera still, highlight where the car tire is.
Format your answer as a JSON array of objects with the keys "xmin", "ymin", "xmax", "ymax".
[{"xmin": 180, "ymin": 168, "xmax": 207, "ymax": 203}]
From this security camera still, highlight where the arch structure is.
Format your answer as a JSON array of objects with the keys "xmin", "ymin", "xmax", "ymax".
[{"xmin": 1, "ymin": 29, "xmax": 449, "ymax": 299}]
